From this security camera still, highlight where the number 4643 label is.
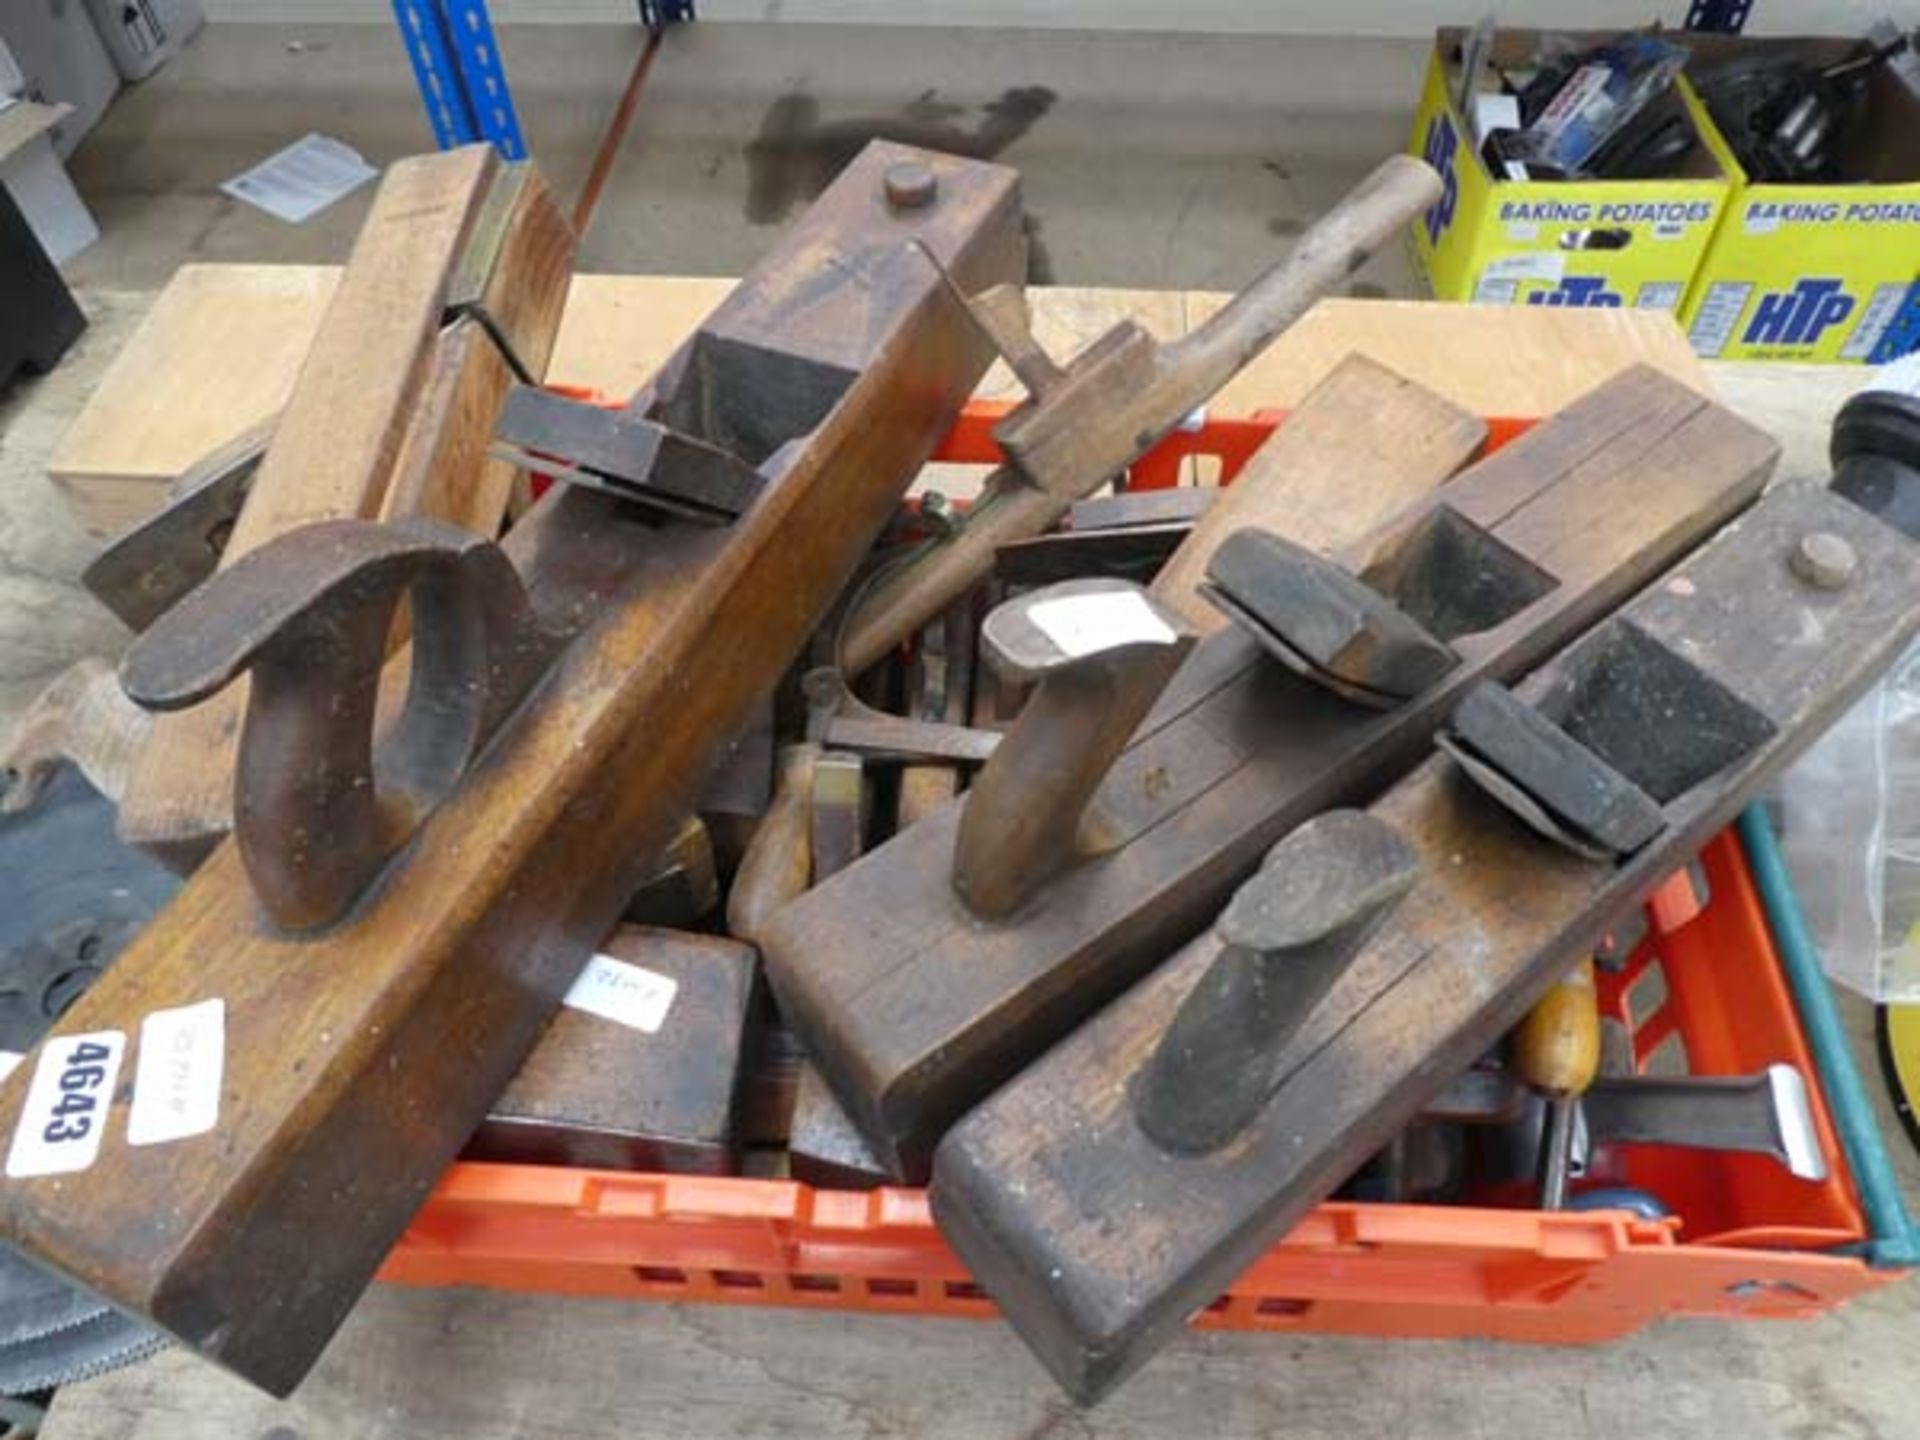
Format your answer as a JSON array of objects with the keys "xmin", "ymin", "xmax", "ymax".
[{"xmin": 5, "ymin": 1032, "xmax": 126, "ymax": 1180}]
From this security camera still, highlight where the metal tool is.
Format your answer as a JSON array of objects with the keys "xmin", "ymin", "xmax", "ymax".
[
  {"xmin": 808, "ymin": 751, "xmax": 865, "ymax": 885},
  {"xmin": 1580, "ymin": 1065, "xmax": 1828, "ymax": 1182},
  {"xmin": 996, "ymin": 524, "xmax": 1193, "ymax": 589},
  {"xmin": 801, "ymin": 667, "xmax": 1001, "ymax": 765},
  {"xmin": 1400, "ymin": 983, "xmax": 1827, "ymax": 1195},
  {"xmin": 726, "ymin": 671, "xmax": 999, "ymax": 943},
  {"xmin": 490, "ymin": 384, "xmax": 767, "ymax": 523},
  {"xmin": 835, "ymin": 154, "xmax": 1444, "ymax": 675},
  {"xmin": 121, "ymin": 516, "xmax": 557, "ymax": 931},
  {"xmin": 81, "ymin": 420, "xmax": 269, "ymax": 632},
  {"xmin": 951, "ymin": 578, "xmax": 1194, "ymax": 919},
  {"xmin": 1071, "ymin": 487, "xmax": 1217, "ymax": 532},
  {"xmin": 896, "ymin": 601, "xmax": 983, "ymax": 832},
  {"xmin": 995, "ymin": 488, "xmax": 1214, "ymax": 589},
  {"xmin": 0, "ymin": 769, "xmax": 176, "ymax": 1389}
]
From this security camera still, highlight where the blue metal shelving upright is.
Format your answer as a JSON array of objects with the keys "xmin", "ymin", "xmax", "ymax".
[
  {"xmin": 390, "ymin": 0, "xmax": 530, "ymax": 160},
  {"xmin": 393, "ymin": 0, "xmax": 694, "ymax": 162}
]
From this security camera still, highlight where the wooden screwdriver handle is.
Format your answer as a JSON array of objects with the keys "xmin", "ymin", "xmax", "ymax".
[{"xmin": 1514, "ymin": 956, "xmax": 1601, "ymax": 1097}]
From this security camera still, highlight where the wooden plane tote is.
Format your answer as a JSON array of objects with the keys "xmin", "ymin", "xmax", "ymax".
[
  {"xmin": 761, "ymin": 366, "xmax": 1779, "ymax": 1182},
  {"xmin": 932, "ymin": 481, "xmax": 1920, "ymax": 1405}
]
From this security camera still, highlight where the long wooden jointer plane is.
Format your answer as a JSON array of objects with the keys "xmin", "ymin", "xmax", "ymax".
[
  {"xmin": 933, "ymin": 478, "xmax": 1920, "ymax": 1404},
  {"xmin": 0, "ymin": 140, "xmax": 1025, "ymax": 1394}
]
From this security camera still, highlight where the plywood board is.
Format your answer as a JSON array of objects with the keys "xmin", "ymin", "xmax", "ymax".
[
  {"xmin": 544, "ymin": 274, "xmax": 728, "ymax": 399},
  {"xmin": 116, "ymin": 146, "xmax": 510, "ymax": 860},
  {"xmin": 49, "ymin": 268, "xmax": 1712, "ymax": 540},
  {"xmin": 47, "ymin": 265, "xmax": 340, "ymax": 535},
  {"xmin": 1199, "ymin": 295, "xmax": 1710, "ymax": 417}
]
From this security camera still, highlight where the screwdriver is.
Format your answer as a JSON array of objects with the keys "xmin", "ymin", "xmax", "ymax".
[{"xmin": 1516, "ymin": 956, "xmax": 1601, "ymax": 1210}]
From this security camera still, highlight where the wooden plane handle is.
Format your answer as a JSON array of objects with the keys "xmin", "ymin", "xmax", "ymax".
[
  {"xmin": 121, "ymin": 516, "xmax": 552, "ymax": 930},
  {"xmin": 1131, "ymin": 810, "xmax": 1420, "ymax": 1153}
]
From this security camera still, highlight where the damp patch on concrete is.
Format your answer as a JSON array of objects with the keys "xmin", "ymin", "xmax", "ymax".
[{"xmin": 743, "ymin": 86, "xmax": 1057, "ymax": 228}]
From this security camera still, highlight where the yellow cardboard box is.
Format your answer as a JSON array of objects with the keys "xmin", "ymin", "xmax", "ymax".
[
  {"xmin": 1680, "ymin": 36, "xmax": 1920, "ymax": 364},
  {"xmin": 1408, "ymin": 29, "xmax": 1735, "ymax": 313}
]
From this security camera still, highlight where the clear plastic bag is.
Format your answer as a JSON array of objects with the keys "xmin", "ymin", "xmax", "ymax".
[{"xmin": 1778, "ymin": 636, "xmax": 1920, "ymax": 1001}]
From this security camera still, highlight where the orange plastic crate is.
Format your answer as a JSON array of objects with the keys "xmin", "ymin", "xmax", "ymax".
[
  {"xmin": 922, "ymin": 398, "xmax": 1533, "ymax": 491},
  {"xmin": 383, "ymin": 405, "xmax": 1896, "ymax": 1339},
  {"xmin": 380, "ymin": 833, "xmax": 1890, "ymax": 1337}
]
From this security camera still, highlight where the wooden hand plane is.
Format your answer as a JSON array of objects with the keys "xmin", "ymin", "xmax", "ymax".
[
  {"xmin": 0, "ymin": 140, "xmax": 1024, "ymax": 1395},
  {"xmin": 761, "ymin": 366, "xmax": 1778, "ymax": 1181},
  {"xmin": 467, "ymin": 927, "xmax": 758, "ymax": 1176},
  {"xmin": 933, "ymin": 480, "xmax": 1920, "ymax": 1404}
]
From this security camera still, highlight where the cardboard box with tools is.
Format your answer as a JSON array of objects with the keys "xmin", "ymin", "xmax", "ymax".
[
  {"xmin": 1681, "ymin": 33, "xmax": 1920, "ymax": 364},
  {"xmin": 1408, "ymin": 27, "xmax": 1735, "ymax": 312}
]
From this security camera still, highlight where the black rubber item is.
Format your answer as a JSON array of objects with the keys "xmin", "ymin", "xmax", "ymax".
[
  {"xmin": 0, "ymin": 184, "xmax": 86, "ymax": 388},
  {"xmin": 1586, "ymin": 94, "xmax": 1694, "ymax": 179},
  {"xmin": 1692, "ymin": 39, "xmax": 1902, "ymax": 186},
  {"xmin": 0, "ymin": 770, "xmax": 180, "ymax": 1052},
  {"xmin": 1831, "ymin": 390, "xmax": 1920, "ymax": 542}
]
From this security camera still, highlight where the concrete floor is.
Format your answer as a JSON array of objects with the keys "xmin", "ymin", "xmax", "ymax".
[
  {"xmin": 8, "ymin": 18, "xmax": 1920, "ymax": 1438},
  {"xmin": 62, "ymin": 21, "xmax": 1427, "ymax": 293}
]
